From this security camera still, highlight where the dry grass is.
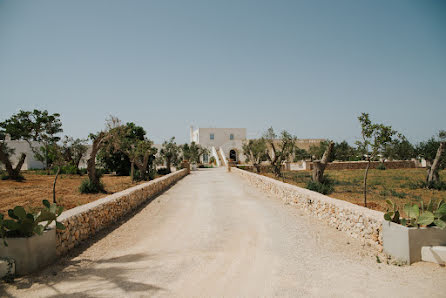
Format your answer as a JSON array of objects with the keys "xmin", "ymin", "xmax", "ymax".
[
  {"xmin": 0, "ymin": 172, "xmax": 146, "ymax": 214},
  {"xmin": 261, "ymin": 168, "xmax": 446, "ymax": 212}
]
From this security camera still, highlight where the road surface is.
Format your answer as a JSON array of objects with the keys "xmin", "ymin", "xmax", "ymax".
[{"xmin": 2, "ymin": 168, "xmax": 445, "ymax": 297}]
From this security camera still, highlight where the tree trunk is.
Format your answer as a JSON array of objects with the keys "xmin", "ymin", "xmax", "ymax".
[
  {"xmin": 311, "ymin": 142, "xmax": 334, "ymax": 183},
  {"xmin": 0, "ymin": 146, "xmax": 26, "ymax": 180},
  {"xmin": 130, "ymin": 161, "xmax": 134, "ymax": 182},
  {"xmin": 427, "ymin": 142, "xmax": 445, "ymax": 186},
  {"xmin": 254, "ymin": 163, "xmax": 261, "ymax": 173},
  {"xmin": 166, "ymin": 158, "xmax": 171, "ymax": 174},
  {"xmin": 363, "ymin": 159, "xmax": 371, "ymax": 208},
  {"xmin": 53, "ymin": 166, "xmax": 60, "ymax": 203},
  {"xmin": 312, "ymin": 161, "xmax": 325, "ymax": 183},
  {"xmin": 87, "ymin": 135, "xmax": 104, "ymax": 186}
]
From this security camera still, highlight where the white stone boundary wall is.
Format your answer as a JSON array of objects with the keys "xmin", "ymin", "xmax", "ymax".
[
  {"xmin": 57, "ymin": 169, "xmax": 188, "ymax": 255},
  {"xmin": 233, "ymin": 167, "xmax": 384, "ymax": 250}
]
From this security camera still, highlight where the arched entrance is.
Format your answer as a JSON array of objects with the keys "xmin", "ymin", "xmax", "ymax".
[{"xmin": 229, "ymin": 149, "xmax": 237, "ymax": 162}]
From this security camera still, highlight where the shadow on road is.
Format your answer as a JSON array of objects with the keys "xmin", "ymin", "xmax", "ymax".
[{"xmin": 1, "ymin": 253, "xmax": 164, "ymax": 297}]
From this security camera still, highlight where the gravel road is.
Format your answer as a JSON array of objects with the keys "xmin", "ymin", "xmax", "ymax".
[{"xmin": 2, "ymin": 168, "xmax": 445, "ymax": 297}]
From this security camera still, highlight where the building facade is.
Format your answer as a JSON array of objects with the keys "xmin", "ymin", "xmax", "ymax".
[{"xmin": 190, "ymin": 127, "xmax": 247, "ymax": 165}]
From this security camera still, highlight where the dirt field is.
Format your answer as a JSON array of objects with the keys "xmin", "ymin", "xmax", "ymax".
[
  {"xmin": 0, "ymin": 172, "xmax": 145, "ymax": 214},
  {"xmin": 261, "ymin": 168, "xmax": 446, "ymax": 212}
]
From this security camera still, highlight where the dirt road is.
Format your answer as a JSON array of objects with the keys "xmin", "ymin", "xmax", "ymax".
[{"xmin": 2, "ymin": 168, "xmax": 445, "ymax": 297}]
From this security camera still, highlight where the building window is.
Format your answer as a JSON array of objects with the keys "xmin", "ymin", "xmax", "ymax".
[
  {"xmin": 203, "ymin": 153, "xmax": 209, "ymax": 163},
  {"xmin": 210, "ymin": 133, "xmax": 214, "ymax": 140},
  {"xmin": 230, "ymin": 134, "xmax": 234, "ymax": 140}
]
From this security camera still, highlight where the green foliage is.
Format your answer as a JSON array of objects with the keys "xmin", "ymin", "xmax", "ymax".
[
  {"xmin": 98, "ymin": 122, "xmax": 146, "ymax": 175},
  {"xmin": 1, "ymin": 174, "xmax": 24, "ymax": 181},
  {"xmin": 383, "ymin": 135, "xmax": 415, "ymax": 160},
  {"xmin": 294, "ymin": 147, "xmax": 310, "ymax": 161},
  {"xmin": 264, "ymin": 127, "xmax": 296, "ymax": 177},
  {"xmin": 377, "ymin": 163, "xmax": 386, "ymax": 170},
  {"xmin": 333, "ymin": 141, "xmax": 358, "ymax": 161},
  {"xmin": 243, "ymin": 139, "xmax": 267, "ymax": 170},
  {"xmin": 390, "ymin": 189, "xmax": 407, "ymax": 198},
  {"xmin": 309, "ymin": 140, "xmax": 333, "ymax": 161},
  {"xmin": 159, "ymin": 137, "xmax": 181, "ymax": 172},
  {"xmin": 384, "ymin": 199, "xmax": 446, "ymax": 229},
  {"xmin": 416, "ymin": 137, "xmax": 446, "ymax": 169},
  {"xmin": 79, "ymin": 178, "xmax": 105, "ymax": 194},
  {"xmin": 61, "ymin": 136, "xmax": 88, "ymax": 173},
  {"xmin": 0, "ymin": 200, "xmax": 65, "ymax": 245},
  {"xmin": 306, "ymin": 178, "xmax": 335, "ymax": 195},
  {"xmin": 181, "ymin": 142, "xmax": 208, "ymax": 164},
  {"xmin": 157, "ymin": 168, "xmax": 171, "ymax": 175}
]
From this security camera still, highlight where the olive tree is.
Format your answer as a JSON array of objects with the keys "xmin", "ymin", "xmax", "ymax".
[
  {"xmin": 242, "ymin": 138, "xmax": 267, "ymax": 173},
  {"xmin": 356, "ymin": 113, "xmax": 396, "ymax": 207},
  {"xmin": 61, "ymin": 136, "xmax": 88, "ymax": 173},
  {"xmin": 417, "ymin": 130, "xmax": 446, "ymax": 188},
  {"xmin": 264, "ymin": 127, "xmax": 296, "ymax": 177},
  {"xmin": 160, "ymin": 137, "xmax": 180, "ymax": 173},
  {"xmin": 0, "ymin": 109, "xmax": 62, "ymax": 180}
]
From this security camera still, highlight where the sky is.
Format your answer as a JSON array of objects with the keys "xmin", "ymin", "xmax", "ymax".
[{"xmin": 0, "ymin": 0, "xmax": 445, "ymax": 144}]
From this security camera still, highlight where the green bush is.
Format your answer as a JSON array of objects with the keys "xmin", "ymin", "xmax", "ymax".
[
  {"xmin": 306, "ymin": 178, "xmax": 334, "ymax": 195},
  {"xmin": 390, "ymin": 189, "xmax": 407, "ymax": 198},
  {"xmin": 1, "ymin": 174, "xmax": 25, "ymax": 181},
  {"xmin": 377, "ymin": 163, "xmax": 386, "ymax": 170},
  {"xmin": 58, "ymin": 165, "xmax": 78, "ymax": 175},
  {"xmin": 425, "ymin": 180, "xmax": 446, "ymax": 191},
  {"xmin": 79, "ymin": 178, "xmax": 105, "ymax": 194},
  {"xmin": 157, "ymin": 168, "xmax": 171, "ymax": 175}
]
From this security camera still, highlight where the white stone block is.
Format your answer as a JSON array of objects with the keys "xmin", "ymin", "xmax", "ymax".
[{"xmin": 421, "ymin": 246, "xmax": 446, "ymax": 265}]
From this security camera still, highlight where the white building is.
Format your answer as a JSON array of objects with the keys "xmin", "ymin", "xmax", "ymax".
[
  {"xmin": 0, "ymin": 134, "xmax": 90, "ymax": 171},
  {"xmin": 190, "ymin": 127, "xmax": 247, "ymax": 166}
]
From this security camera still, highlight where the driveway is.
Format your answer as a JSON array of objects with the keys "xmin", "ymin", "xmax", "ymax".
[{"xmin": 2, "ymin": 168, "xmax": 445, "ymax": 297}]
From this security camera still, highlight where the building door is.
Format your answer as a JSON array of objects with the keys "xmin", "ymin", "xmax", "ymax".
[{"xmin": 229, "ymin": 149, "xmax": 237, "ymax": 161}]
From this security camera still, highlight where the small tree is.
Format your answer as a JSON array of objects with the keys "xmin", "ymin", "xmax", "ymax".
[
  {"xmin": 294, "ymin": 147, "xmax": 310, "ymax": 162},
  {"xmin": 61, "ymin": 136, "xmax": 88, "ymax": 174},
  {"xmin": 264, "ymin": 127, "xmax": 296, "ymax": 177},
  {"xmin": 383, "ymin": 134, "xmax": 415, "ymax": 161},
  {"xmin": 356, "ymin": 113, "xmax": 396, "ymax": 207},
  {"xmin": 121, "ymin": 139, "xmax": 157, "ymax": 181},
  {"xmin": 333, "ymin": 141, "xmax": 357, "ymax": 161},
  {"xmin": 422, "ymin": 130, "xmax": 446, "ymax": 187},
  {"xmin": 160, "ymin": 137, "xmax": 180, "ymax": 173},
  {"xmin": 242, "ymin": 139, "xmax": 267, "ymax": 173},
  {"xmin": 0, "ymin": 109, "xmax": 62, "ymax": 180},
  {"xmin": 83, "ymin": 116, "xmax": 121, "ymax": 192},
  {"xmin": 98, "ymin": 122, "xmax": 146, "ymax": 176}
]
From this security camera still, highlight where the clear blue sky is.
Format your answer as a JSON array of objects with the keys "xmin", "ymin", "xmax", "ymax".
[{"xmin": 0, "ymin": 0, "xmax": 445, "ymax": 144}]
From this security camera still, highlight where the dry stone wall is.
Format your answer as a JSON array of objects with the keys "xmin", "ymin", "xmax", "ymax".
[
  {"xmin": 56, "ymin": 169, "xmax": 188, "ymax": 255},
  {"xmin": 309, "ymin": 160, "xmax": 416, "ymax": 170},
  {"xmin": 233, "ymin": 167, "xmax": 384, "ymax": 250}
]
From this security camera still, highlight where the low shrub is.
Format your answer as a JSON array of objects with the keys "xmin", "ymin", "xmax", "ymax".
[
  {"xmin": 306, "ymin": 178, "xmax": 334, "ymax": 195},
  {"xmin": 1, "ymin": 174, "xmax": 25, "ymax": 181},
  {"xmin": 426, "ymin": 180, "xmax": 446, "ymax": 191},
  {"xmin": 390, "ymin": 189, "xmax": 407, "ymax": 198},
  {"xmin": 157, "ymin": 168, "xmax": 171, "ymax": 175},
  {"xmin": 79, "ymin": 178, "xmax": 105, "ymax": 194},
  {"xmin": 377, "ymin": 163, "xmax": 386, "ymax": 170}
]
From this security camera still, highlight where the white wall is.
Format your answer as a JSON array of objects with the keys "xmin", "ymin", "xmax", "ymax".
[{"xmin": 194, "ymin": 128, "xmax": 246, "ymax": 148}]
